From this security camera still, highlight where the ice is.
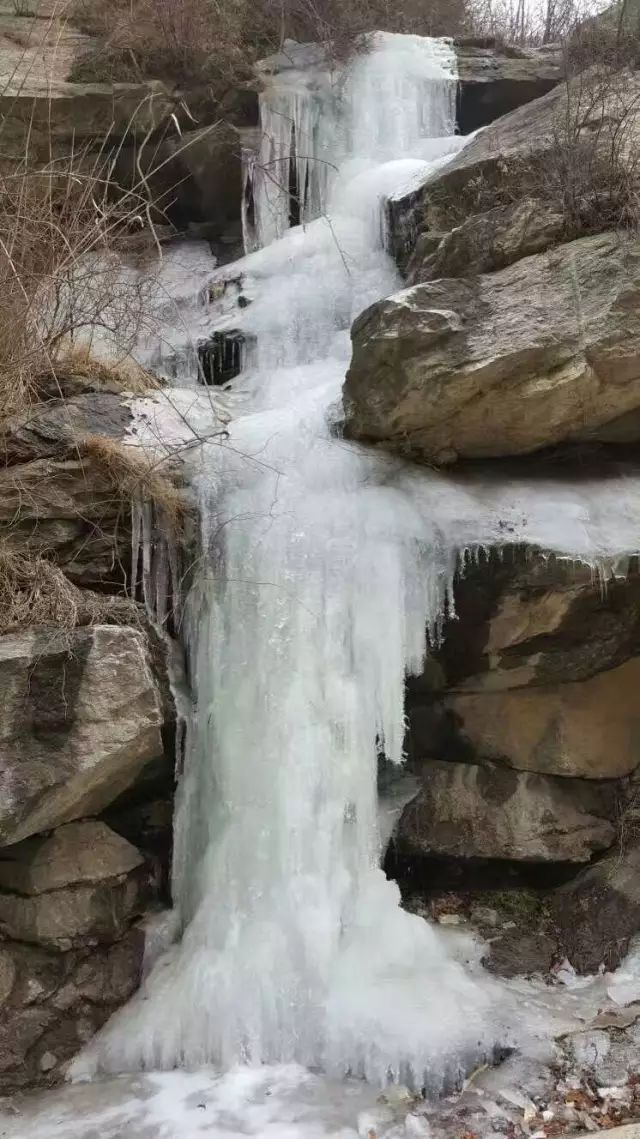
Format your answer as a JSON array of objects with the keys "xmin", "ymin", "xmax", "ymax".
[{"xmin": 73, "ymin": 28, "xmax": 640, "ymax": 1107}]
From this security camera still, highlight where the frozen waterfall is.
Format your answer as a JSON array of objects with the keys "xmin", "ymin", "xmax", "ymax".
[{"xmin": 74, "ymin": 32, "xmax": 619, "ymax": 1096}]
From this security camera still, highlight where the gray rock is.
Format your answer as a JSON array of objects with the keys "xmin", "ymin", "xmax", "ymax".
[
  {"xmin": 0, "ymin": 456, "xmax": 131, "ymax": 586},
  {"xmin": 0, "ymin": 822, "xmax": 144, "ymax": 895},
  {"xmin": 388, "ymin": 69, "xmax": 640, "ymax": 271},
  {"xmin": 0, "ymin": 867, "xmax": 149, "ymax": 949},
  {"xmin": 344, "ymin": 232, "xmax": 640, "ymax": 463},
  {"xmin": 398, "ymin": 760, "xmax": 615, "ymax": 863},
  {"xmin": 0, "ymin": 626, "xmax": 165, "ymax": 846},
  {"xmin": 406, "ymin": 198, "xmax": 565, "ymax": 283},
  {"xmin": 0, "ymin": 931, "xmax": 143, "ymax": 1091},
  {"xmin": 1, "ymin": 394, "xmax": 132, "ymax": 465}
]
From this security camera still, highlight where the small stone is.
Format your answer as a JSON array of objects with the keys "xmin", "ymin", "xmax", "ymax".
[
  {"xmin": 437, "ymin": 913, "xmax": 464, "ymax": 926},
  {"xmin": 38, "ymin": 1052, "xmax": 57, "ymax": 1073},
  {"xmin": 594, "ymin": 1064, "xmax": 630, "ymax": 1088}
]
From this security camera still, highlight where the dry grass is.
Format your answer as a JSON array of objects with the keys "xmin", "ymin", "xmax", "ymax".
[
  {"xmin": 48, "ymin": 344, "xmax": 161, "ymax": 398},
  {"xmin": 0, "ymin": 545, "xmax": 142, "ymax": 634},
  {"xmin": 76, "ymin": 433, "xmax": 190, "ymax": 528}
]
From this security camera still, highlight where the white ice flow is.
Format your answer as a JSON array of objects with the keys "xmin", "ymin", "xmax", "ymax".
[{"xmin": 73, "ymin": 30, "xmax": 640, "ymax": 1105}]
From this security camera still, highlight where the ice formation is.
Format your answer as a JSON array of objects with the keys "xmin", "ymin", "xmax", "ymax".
[{"xmin": 75, "ymin": 31, "xmax": 640, "ymax": 1098}]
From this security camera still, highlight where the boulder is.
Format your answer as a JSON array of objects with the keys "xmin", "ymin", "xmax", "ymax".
[
  {"xmin": 398, "ymin": 759, "xmax": 616, "ymax": 863},
  {"xmin": 410, "ymin": 655, "xmax": 640, "ymax": 780},
  {"xmin": 551, "ymin": 845, "xmax": 640, "ymax": 973},
  {"xmin": 0, "ymin": 930, "xmax": 143, "ymax": 1091},
  {"xmin": 0, "ymin": 865, "xmax": 149, "ymax": 950},
  {"xmin": 454, "ymin": 39, "xmax": 563, "ymax": 134},
  {"xmin": 0, "ymin": 626, "xmax": 165, "ymax": 846},
  {"xmin": 0, "ymin": 822, "xmax": 144, "ymax": 895},
  {"xmin": 387, "ymin": 69, "xmax": 640, "ymax": 271},
  {"xmin": 343, "ymin": 232, "xmax": 640, "ymax": 463}
]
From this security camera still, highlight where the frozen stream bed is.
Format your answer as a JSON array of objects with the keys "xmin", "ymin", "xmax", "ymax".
[{"xmin": 5, "ymin": 946, "xmax": 640, "ymax": 1139}]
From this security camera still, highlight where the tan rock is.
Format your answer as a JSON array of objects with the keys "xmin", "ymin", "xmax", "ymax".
[
  {"xmin": 444, "ymin": 656, "xmax": 640, "ymax": 779},
  {"xmin": 0, "ymin": 822, "xmax": 144, "ymax": 896},
  {"xmin": 344, "ymin": 232, "xmax": 640, "ymax": 462},
  {"xmin": 0, "ymin": 626, "xmax": 164, "ymax": 846}
]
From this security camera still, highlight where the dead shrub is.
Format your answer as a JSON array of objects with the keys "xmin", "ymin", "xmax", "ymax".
[
  {"xmin": 0, "ymin": 545, "xmax": 142, "ymax": 634},
  {"xmin": 70, "ymin": 0, "xmax": 467, "ymax": 88},
  {"xmin": 76, "ymin": 433, "xmax": 190, "ymax": 529},
  {"xmin": 47, "ymin": 344, "xmax": 161, "ymax": 398}
]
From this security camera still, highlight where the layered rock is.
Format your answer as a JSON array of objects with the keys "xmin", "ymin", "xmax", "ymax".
[
  {"xmin": 454, "ymin": 38, "xmax": 563, "ymax": 133},
  {"xmin": 0, "ymin": 392, "xmax": 136, "ymax": 586},
  {"xmin": 0, "ymin": 820, "xmax": 156, "ymax": 1088},
  {"xmin": 344, "ymin": 232, "xmax": 640, "ymax": 463},
  {"xmin": 394, "ymin": 546, "xmax": 640, "ymax": 973}
]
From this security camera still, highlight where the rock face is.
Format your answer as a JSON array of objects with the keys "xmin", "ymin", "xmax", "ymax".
[
  {"xmin": 1, "ymin": 394, "xmax": 133, "ymax": 466},
  {"xmin": 0, "ymin": 820, "xmax": 154, "ymax": 1089},
  {"xmin": 0, "ymin": 930, "xmax": 143, "ymax": 1092},
  {"xmin": 344, "ymin": 233, "xmax": 640, "ymax": 463},
  {"xmin": 396, "ymin": 546, "xmax": 640, "ymax": 917},
  {"xmin": 454, "ymin": 39, "xmax": 563, "ymax": 133},
  {"xmin": 388, "ymin": 69, "xmax": 640, "ymax": 272},
  {"xmin": 0, "ymin": 2, "xmax": 185, "ymax": 156},
  {"xmin": 0, "ymin": 392, "xmax": 137, "ymax": 586},
  {"xmin": 399, "ymin": 759, "xmax": 615, "ymax": 862},
  {"xmin": 0, "ymin": 626, "xmax": 165, "ymax": 846}
]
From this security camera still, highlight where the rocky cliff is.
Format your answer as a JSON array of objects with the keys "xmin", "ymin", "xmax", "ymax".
[
  {"xmin": 0, "ymin": 11, "xmax": 638, "ymax": 1094},
  {"xmin": 339, "ymin": 59, "xmax": 640, "ymax": 981}
]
